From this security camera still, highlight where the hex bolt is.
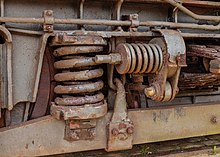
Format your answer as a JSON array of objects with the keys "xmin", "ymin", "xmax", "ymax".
[
  {"xmin": 119, "ymin": 123, "xmax": 127, "ymax": 129},
  {"xmin": 144, "ymin": 86, "xmax": 156, "ymax": 97},
  {"xmin": 46, "ymin": 10, "xmax": 53, "ymax": 16},
  {"xmin": 111, "ymin": 128, "xmax": 119, "ymax": 136},
  {"xmin": 127, "ymin": 127, "xmax": 134, "ymax": 134}
]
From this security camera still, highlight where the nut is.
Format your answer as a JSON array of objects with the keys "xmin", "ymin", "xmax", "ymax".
[
  {"xmin": 111, "ymin": 128, "xmax": 119, "ymax": 136},
  {"xmin": 46, "ymin": 10, "xmax": 53, "ymax": 16},
  {"xmin": 119, "ymin": 123, "xmax": 127, "ymax": 129},
  {"xmin": 127, "ymin": 127, "xmax": 134, "ymax": 134}
]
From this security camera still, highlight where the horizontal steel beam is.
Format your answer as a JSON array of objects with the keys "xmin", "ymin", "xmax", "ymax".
[{"xmin": 1, "ymin": 103, "xmax": 220, "ymax": 156}]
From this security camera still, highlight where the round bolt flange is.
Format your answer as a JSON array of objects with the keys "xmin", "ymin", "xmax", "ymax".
[{"xmin": 111, "ymin": 128, "xmax": 119, "ymax": 136}]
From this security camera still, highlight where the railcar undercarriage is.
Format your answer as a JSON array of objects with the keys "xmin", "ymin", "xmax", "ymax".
[{"xmin": 0, "ymin": 0, "xmax": 220, "ymax": 156}]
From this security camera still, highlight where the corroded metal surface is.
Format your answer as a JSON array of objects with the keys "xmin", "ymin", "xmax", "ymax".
[
  {"xmin": 54, "ymin": 56, "xmax": 99, "ymax": 69},
  {"xmin": 52, "ymin": 38, "xmax": 107, "ymax": 120},
  {"xmin": 64, "ymin": 119, "xmax": 96, "ymax": 141},
  {"xmin": 106, "ymin": 79, "xmax": 133, "ymax": 151},
  {"xmin": 30, "ymin": 50, "xmax": 50, "ymax": 119},
  {"xmin": 54, "ymin": 81, "xmax": 104, "ymax": 94},
  {"xmin": 0, "ymin": 0, "xmax": 220, "ymax": 156},
  {"xmin": 146, "ymin": 30, "xmax": 186, "ymax": 102},
  {"xmin": 51, "ymin": 33, "xmax": 107, "ymax": 46},
  {"xmin": 55, "ymin": 93, "xmax": 104, "ymax": 106},
  {"xmin": 115, "ymin": 43, "xmax": 163, "ymax": 74},
  {"xmin": 0, "ymin": 25, "xmax": 13, "ymax": 114},
  {"xmin": 53, "ymin": 46, "xmax": 104, "ymax": 57},
  {"xmin": 54, "ymin": 68, "xmax": 104, "ymax": 82},
  {"xmin": 2, "ymin": 103, "xmax": 220, "ymax": 156},
  {"xmin": 50, "ymin": 101, "xmax": 107, "ymax": 120}
]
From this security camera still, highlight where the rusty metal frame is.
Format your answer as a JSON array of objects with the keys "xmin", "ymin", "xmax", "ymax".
[
  {"xmin": 32, "ymin": 33, "xmax": 53, "ymax": 103},
  {"xmin": 0, "ymin": 26, "xmax": 13, "ymax": 110},
  {"xmin": 1, "ymin": 103, "xmax": 220, "ymax": 156}
]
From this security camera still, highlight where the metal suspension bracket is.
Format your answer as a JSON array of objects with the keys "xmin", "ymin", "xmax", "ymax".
[
  {"xmin": 145, "ymin": 29, "xmax": 187, "ymax": 101},
  {"xmin": 42, "ymin": 10, "xmax": 54, "ymax": 32},
  {"xmin": 64, "ymin": 119, "xmax": 97, "ymax": 141},
  {"xmin": 106, "ymin": 78, "xmax": 134, "ymax": 152},
  {"xmin": 122, "ymin": 14, "xmax": 139, "ymax": 32}
]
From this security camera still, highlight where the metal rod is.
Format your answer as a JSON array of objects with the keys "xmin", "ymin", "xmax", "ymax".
[
  {"xmin": 79, "ymin": 0, "xmax": 85, "ymax": 19},
  {"xmin": 124, "ymin": 0, "xmax": 220, "ymax": 8},
  {"xmin": 6, "ymin": 27, "xmax": 220, "ymax": 38},
  {"xmin": 139, "ymin": 21, "xmax": 220, "ymax": 30},
  {"xmin": 114, "ymin": 0, "xmax": 124, "ymax": 21},
  {"xmin": 0, "ymin": 17, "xmax": 219, "ymax": 30},
  {"xmin": 0, "ymin": 17, "xmax": 44, "ymax": 23},
  {"xmin": 163, "ymin": 0, "xmax": 220, "ymax": 22},
  {"xmin": 7, "ymin": 28, "xmax": 43, "ymax": 35},
  {"xmin": 0, "ymin": 0, "xmax": 4, "ymax": 17},
  {"xmin": 54, "ymin": 18, "xmax": 131, "ymax": 25}
]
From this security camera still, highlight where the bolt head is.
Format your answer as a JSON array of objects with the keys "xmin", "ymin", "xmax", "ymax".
[
  {"xmin": 127, "ymin": 127, "xmax": 134, "ymax": 134},
  {"xmin": 145, "ymin": 86, "xmax": 156, "ymax": 97},
  {"xmin": 111, "ymin": 128, "xmax": 119, "ymax": 136},
  {"xmin": 131, "ymin": 14, "xmax": 138, "ymax": 20},
  {"xmin": 119, "ymin": 123, "xmax": 127, "ymax": 129},
  {"xmin": 46, "ymin": 10, "xmax": 53, "ymax": 16}
]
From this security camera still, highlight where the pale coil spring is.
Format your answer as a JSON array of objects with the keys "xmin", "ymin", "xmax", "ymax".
[
  {"xmin": 116, "ymin": 43, "xmax": 163, "ymax": 74},
  {"xmin": 53, "ymin": 45, "xmax": 105, "ymax": 106}
]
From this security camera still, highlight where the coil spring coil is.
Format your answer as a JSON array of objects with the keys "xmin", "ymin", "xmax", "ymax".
[
  {"xmin": 53, "ymin": 45, "xmax": 105, "ymax": 107},
  {"xmin": 116, "ymin": 43, "xmax": 163, "ymax": 74}
]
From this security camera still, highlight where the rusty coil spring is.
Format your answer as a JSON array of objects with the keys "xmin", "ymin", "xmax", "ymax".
[
  {"xmin": 53, "ymin": 45, "xmax": 105, "ymax": 106},
  {"xmin": 116, "ymin": 43, "xmax": 163, "ymax": 74}
]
